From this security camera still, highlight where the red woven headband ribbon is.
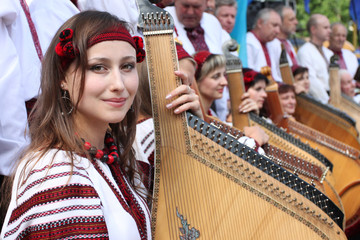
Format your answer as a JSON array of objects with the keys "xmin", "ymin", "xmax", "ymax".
[
  {"xmin": 55, "ymin": 26, "xmax": 146, "ymax": 69},
  {"xmin": 193, "ymin": 50, "xmax": 213, "ymax": 79}
]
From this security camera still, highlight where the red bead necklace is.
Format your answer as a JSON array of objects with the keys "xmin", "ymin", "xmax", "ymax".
[{"xmin": 83, "ymin": 132, "xmax": 119, "ymax": 164}]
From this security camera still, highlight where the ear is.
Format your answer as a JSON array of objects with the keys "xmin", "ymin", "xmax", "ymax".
[
  {"xmin": 61, "ymin": 80, "xmax": 68, "ymax": 91},
  {"xmin": 257, "ymin": 18, "xmax": 264, "ymax": 29},
  {"xmin": 310, "ymin": 25, "xmax": 316, "ymax": 34}
]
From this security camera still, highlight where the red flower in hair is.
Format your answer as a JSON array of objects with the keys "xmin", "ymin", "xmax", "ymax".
[
  {"xmin": 55, "ymin": 28, "xmax": 78, "ymax": 68},
  {"xmin": 243, "ymin": 70, "xmax": 258, "ymax": 84},
  {"xmin": 133, "ymin": 36, "xmax": 146, "ymax": 63},
  {"xmin": 59, "ymin": 28, "xmax": 73, "ymax": 41}
]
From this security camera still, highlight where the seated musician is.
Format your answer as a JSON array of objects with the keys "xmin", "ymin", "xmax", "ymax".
[
  {"xmin": 292, "ymin": 66, "xmax": 310, "ymax": 95},
  {"xmin": 238, "ymin": 68, "xmax": 269, "ymax": 117},
  {"xmin": 339, "ymin": 69, "xmax": 360, "ymax": 104},
  {"xmin": 193, "ymin": 51, "xmax": 269, "ymax": 154},
  {"xmin": 278, "ymin": 83, "xmax": 297, "ymax": 119}
]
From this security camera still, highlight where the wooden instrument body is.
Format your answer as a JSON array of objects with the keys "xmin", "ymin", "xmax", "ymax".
[
  {"xmin": 207, "ymin": 116, "xmax": 343, "ymax": 211},
  {"xmin": 225, "ymin": 63, "xmax": 336, "ymax": 188},
  {"xmin": 279, "ymin": 56, "xmax": 360, "ymax": 149},
  {"xmin": 140, "ymin": 12, "xmax": 346, "ymax": 238},
  {"xmin": 282, "ymin": 118, "xmax": 360, "ymax": 229},
  {"xmin": 294, "ymin": 95, "xmax": 360, "ymax": 148},
  {"xmin": 266, "ymin": 67, "xmax": 360, "ymax": 230},
  {"xmin": 329, "ymin": 66, "xmax": 360, "ymax": 138},
  {"xmin": 224, "ymin": 43, "xmax": 343, "ymax": 214},
  {"xmin": 266, "ymin": 85, "xmax": 360, "ymax": 162}
]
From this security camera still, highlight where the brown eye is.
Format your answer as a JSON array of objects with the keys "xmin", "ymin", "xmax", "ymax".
[
  {"xmin": 121, "ymin": 63, "xmax": 135, "ymax": 71},
  {"xmin": 90, "ymin": 65, "xmax": 106, "ymax": 72}
]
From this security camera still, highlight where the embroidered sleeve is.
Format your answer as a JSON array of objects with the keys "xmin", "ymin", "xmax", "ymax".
[{"xmin": 1, "ymin": 155, "xmax": 109, "ymax": 239}]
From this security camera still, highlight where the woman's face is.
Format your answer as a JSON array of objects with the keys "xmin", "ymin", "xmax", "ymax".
[
  {"xmin": 63, "ymin": 40, "xmax": 138, "ymax": 129},
  {"xmin": 294, "ymin": 71, "xmax": 310, "ymax": 93},
  {"xmin": 279, "ymin": 90, "xmax": 296, "ymax": 115},
  {"xmin": 247, "ymin": 80, "xmax": 267, "ymax": 109},
  {"xmin": 198, "ymin": 66, "xmax": 227, "ymax": 102}
]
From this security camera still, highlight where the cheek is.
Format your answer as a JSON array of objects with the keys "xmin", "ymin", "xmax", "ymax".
[{"xmin": 126, "ymin": 78, "xmax": 139, "ymax": 98}]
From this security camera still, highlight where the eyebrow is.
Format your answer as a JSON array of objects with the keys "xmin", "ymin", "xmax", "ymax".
[{"xmin": 88, "ymin": 55, "xmax": 136, "ymax": 62}]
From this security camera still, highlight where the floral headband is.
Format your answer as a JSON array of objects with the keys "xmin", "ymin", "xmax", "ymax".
[
  {"xmin": 243, "ymin": 68, "xmax": 268, "ymax": 91},
  {"xmin": 193, "ymin": 50, "xmax": 213, "ymax": 80},
  {"xmin": 55, "ymin": 26, "xmax": 146, "ymax": 69}
]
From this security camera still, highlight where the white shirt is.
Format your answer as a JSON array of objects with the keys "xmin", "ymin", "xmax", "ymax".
[
  {"xmin": 77, "ymin": 0, "xmax": 141, "ymax": 36},
  {"xmin": 328, "ymin": 48, "xmax": 359, "ymax": 78},
  {"xmin": 0, "ymin": 0, "xmax": 35, "ymax": 175},
  {"xmin": 269, "ymin": 38, "xmax": 297, "ymax": 81},
  {"xmin": 246, "ymin": 32, "xmax": 282, "ymax": 82},
  {"xmin": 1, "ymin": 149, "xmax": 152, "ymax": 239},
  {"xmin": 297, "ymin": 42, "xmax": 333, "ymax": 103},
  {"xmin": 29, "ymin": 0, "xmax": 79, "ymax": 51},
  {"xmin": 165, "ymin": 6, "xmax": 231, "ymax": 56},
  {"xmin": 0, "ymin": 0, "xmax": 78, "ymax": 176}
]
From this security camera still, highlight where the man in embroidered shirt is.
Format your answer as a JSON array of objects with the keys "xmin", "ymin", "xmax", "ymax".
[
  {"xmin": 246, "ymin": 8, "xmax": 282, "ymax": 82},
  {"xmin": 215, "ymin": 0, "xmax": 237, "ymax": 34},
  {"xmin": 297, "ymin": 14, "xmax": 332, "ymax": 103},
  {"xmin": 328, "ymin": 22, "xmax": 359, "ymax": 78},
  {"xmin": 166, "ymin": 0, "xmax": 233, "ymax": 121},
  {"xmin": 268, "ymin": 5, "xmax": 298, "ymax": 83}
]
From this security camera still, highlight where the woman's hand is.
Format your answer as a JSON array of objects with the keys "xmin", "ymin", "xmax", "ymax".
[
  {"xmin": 165, "ymin": 71, "xmax": 203, "ymax": 119},
  {"xmin": 243, "ymin": 126, "xmax": 269, "ymax": 146},
  {"xmin": 238, "ymin": 92, "xmax": 260, "ymax": 115},
  {"xmin": 293, "ymin": 82, "xmax": 306, "ymax": 94}
]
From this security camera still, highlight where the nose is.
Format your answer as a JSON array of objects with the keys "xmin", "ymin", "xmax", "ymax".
[
  {"xmin": 261, "ymin": 90, "xmax": 268, "ymax": 98},
  {"xmin": 110, "ymin": 70, "xmax": 125, "ymax": 92},
  {"xmin": 187, "ymin": 7, "xmax": 195, "ymax": 15},
  {"xmin": 290, "ymin": 98, "xmax": 297, "ymax": 105},
  {"xmin": 274, "ymin": 26, "xmax": 280, "ymax": 35},
  {"xmin": 220, "ymin": 75, "xmax": 228, "ymax": 86}
]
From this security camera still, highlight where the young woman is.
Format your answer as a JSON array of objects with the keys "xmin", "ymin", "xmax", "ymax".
[
  {"xmin": 193, "ymin": 50, "xmax": 228, "ymax": 117},
  {"xmin": 193, "ymin": 52, "xmax": 269, "ymax": 152},
  {"xmin": 278, "ymin": 84, "xmax": 297, "ymax": 117},
  {"xmin": 238, "ymin": 68, "xmax": 269, "ymax": 116},
  {"xmin": 1, "ymin": 11, "xmax": 199, "ymax": 239},
  {"xmin": 292, "ymin": 66, "xmax": 310, "ymax": 94}
]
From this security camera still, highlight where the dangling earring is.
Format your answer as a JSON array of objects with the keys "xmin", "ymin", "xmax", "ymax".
[
  {"xmin": 61, "ymin": 90, "xmax": 74, "ymax": 115},
  {"xmin": 129, "ymin": 104, "xmax": 134, "ymax": 112}
]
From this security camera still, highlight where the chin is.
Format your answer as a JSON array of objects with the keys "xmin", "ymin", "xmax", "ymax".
[{"xmin": 106, "ymin": 114, "xmax": 128, "ymax": 124}]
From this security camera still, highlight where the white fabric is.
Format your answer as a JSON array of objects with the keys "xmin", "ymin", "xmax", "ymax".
[
  {"xmin": 0, "ymin": 0, "xmax": 78, "ymax": 176},
  {"xmin": 134, "ymin": 118, "xmax": 155, "ymax": 167},
  {"xmin": 0, "ymin": 0, "xmax": 33, "ymax": 175},
  {"xmin": 354, "ymin": 94, "xmax": 360, "ymax": 104},
  {"xmin": 29, "ymin": 0, "xmax": 79, "ymax": 52},
  {"xmin": 342, "ymin": 49, "xmax": 359, "ymax": 77},
  {"xmin": 1, "ymin": 149, "xmax": 151, "ymax": 239},
  {"xmin": 238, "ymin": 136, "xmax": 266, "ymax": 155},
  {"xmin": 77, "ymin": 0, "xmax": 141, "ymax": 36},
  {"xmin": 297, "ymin": 42, "xmax": 333, "ymax": 103},
  {"xmin": 133, "ymin": 118, "xmax": 155, "ymax": 198},
  {"xmin": 165, "ymin": 6, "xmax": 232, "ymax": 121},
  {"xmin": 327, "ymin": 48, "xmax": 359, "ymax": 78},
  {"xmin": 269, "ymin": 38, "xmax": 297, "ymax": 81},
  {"xmin": 246, "ymin": 32, "xmax": 282, "ymax": 82},
  {"xmin": 165, "ymin": 6, "xmax": 231, "ymax": 56}
]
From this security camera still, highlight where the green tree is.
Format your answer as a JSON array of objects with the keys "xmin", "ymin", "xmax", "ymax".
[{"xmin": 295, "ymin": 0, "xmax": 353, "ymax": 42}]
